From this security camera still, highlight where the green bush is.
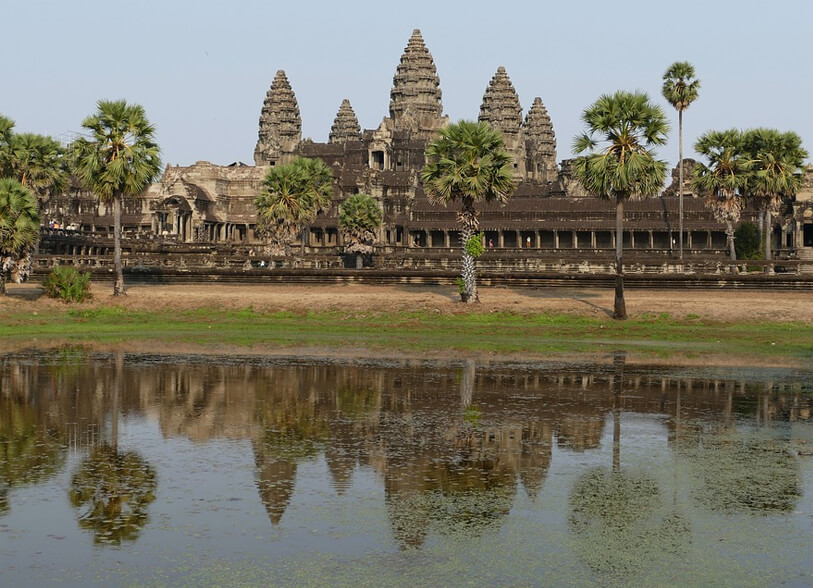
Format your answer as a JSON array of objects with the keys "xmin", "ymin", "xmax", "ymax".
[
  {"xmin": 43, "ymin": 266, "xmax": 92, "ymax": 303},
  {"xmin": 735, "ymin": 222, "xmax": 761, "ymax": 260},
  {"xmin": 465, "ymin": 233, "xmax": 485, "ymax": 258}
]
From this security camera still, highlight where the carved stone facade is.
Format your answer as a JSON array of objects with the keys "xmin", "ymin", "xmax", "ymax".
[{"xmin": 39, "ymin": 30, "xmax": 813, "ymax": 263}]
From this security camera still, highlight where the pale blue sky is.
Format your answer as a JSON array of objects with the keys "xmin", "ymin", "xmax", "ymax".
[{"xmin": 3, "ymin": 0, "xmax": 811, "ymax": 168}]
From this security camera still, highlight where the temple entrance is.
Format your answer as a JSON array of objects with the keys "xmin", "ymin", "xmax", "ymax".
[
  {"xmin": 803, "ymin": 224, "xmax": 813, "ymax": 247},
  {"xmin": 154, "ymin": 196, "xmax": 193, "ymax": 241}
]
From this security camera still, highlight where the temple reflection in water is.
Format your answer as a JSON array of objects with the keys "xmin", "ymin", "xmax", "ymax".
[{"xmin": 1, "ymin": 351, "xmax": 809, "ymax": 555}]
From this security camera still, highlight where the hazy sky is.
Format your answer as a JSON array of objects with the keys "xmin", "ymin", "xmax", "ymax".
[{"xmin": 4, "ymin": 0, "xmax": 811, "ymax": 168}]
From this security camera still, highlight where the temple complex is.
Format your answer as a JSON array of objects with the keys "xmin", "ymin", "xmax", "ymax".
[{"xmin": 38, "ymin": 29, "xmax": 813, "ymax": 271}]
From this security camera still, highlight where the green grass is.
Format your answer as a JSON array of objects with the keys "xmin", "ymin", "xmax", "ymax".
[{"xmin": 2, "ymin": 303, "xmax": 811, "ymax": 363}]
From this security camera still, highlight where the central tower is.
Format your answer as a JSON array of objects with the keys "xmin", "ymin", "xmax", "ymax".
[{"xmin": 387, "ymin": 29, "xmax": 448, "ymax": 139}]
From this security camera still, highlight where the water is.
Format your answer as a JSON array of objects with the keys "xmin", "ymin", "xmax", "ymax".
[{"xmin": 1, "ymin": 351, "xmax": 811, "ymax": 587}]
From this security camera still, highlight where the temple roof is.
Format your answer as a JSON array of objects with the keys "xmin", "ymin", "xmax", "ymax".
[
  {"xmin": 479, "ymin": 67, "xmax": 523, "ymax": 138},
  {"xmin": 329, "ymin": 99, "xmax": 361, "ymax": 144},
  {"xmin": 389, "ymin": 29, "xmax": 444, "ymax": 127}
]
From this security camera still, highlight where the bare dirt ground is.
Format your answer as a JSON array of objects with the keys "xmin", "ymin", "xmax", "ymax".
[{"xmin": 4, "ymin": 281, "xmax": 812, "ymax": 323}]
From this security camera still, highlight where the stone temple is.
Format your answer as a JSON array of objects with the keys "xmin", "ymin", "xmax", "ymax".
[{"xmin": 40, "ymin": 29, "xmax": 813, "ymax": 271}]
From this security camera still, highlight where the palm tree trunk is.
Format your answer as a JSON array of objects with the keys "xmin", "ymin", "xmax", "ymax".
[
  {"xmin": 764, "ymin": 208, "xmax": 774, "ymax": 274},
  {"xmin": 0, "ymin": 265, "xmax": 6, "ymax": 295},
  {"xmin": 459, "ymin": 198, "xmax": 479, "ymax": 303},
  {"xmin": 613, "ymin": 197, "xmax": 627, "ymax": 320},
  {"xmin": 678, "ymin": 109, "xmax": 684, "ymax": 262},
  {"xmin": 725, "ymin": 220, "xmax": 737, "ymax": 272},
  {"xmin": 460, "ymin": 224, "xmax": 477, "ymax": 303},
  {"xmin": 112, "ymin": 192, "xmax": 126, "ymax": 296}
]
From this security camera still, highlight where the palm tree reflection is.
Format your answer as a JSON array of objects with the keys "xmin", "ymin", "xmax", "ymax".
[
  {"xmin": 569, "ymin": 353, "xmax": 689, "ymax": 579},
  {"xmin": 68, "ymin": 354, "xmax": 157, "ymax": 545}
]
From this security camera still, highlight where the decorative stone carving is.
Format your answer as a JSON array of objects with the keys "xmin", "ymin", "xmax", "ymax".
[
  {"xmin": 388, "ymin": 29, "xmax": 447, "ymax": 138},
  {"xmin": 523, "ymin": 97, "xmax": 557, "ymax": 182},
  {"xmin": 253, "ymin": 70, "xmax": 302, "ymax": 165},
  {"xmin": 329, "ymin": 99, "xmax": 361, "ymax": 144}
]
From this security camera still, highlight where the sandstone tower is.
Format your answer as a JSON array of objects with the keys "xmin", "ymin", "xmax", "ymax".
[
  {"xmin": 254, "ymin": 70, "xmax": 302, "ymax": 166},
  {"xmin": 479, "ymin": 67, "xmax": 525, "ymax": 177},
  {"xmin": 387, "ymin": 29, "xmax": 448, "ymax": 139},
  {"xmin": 523, "ymin": 97, "xmax": 557, "ymax": 183},
  {"xmin": 329, "ymin": 99, "xmax": 362, "ymax": 144}
]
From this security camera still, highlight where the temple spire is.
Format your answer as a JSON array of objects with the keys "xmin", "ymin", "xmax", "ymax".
[
  {"xmin": 523, "ymin": 97, "xmax": 557, "ymax": 182},
  {"xmin": 479, "ymin": 66, "xmax": 523, "ymax": 139},
  {"xmin": 329, "ymin": 99, "xmax": 361, "ymax": 144},
  {"xmin": 388, "ymin": 29, "xmax": 446, "ymax": 137},
  {"xmin": 254, "ymin": 69, "xmax": 302, "ymax": 165}
]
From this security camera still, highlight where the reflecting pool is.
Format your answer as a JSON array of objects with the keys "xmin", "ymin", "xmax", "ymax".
[{"xmin": 1, "ymin": 351, "xmax": 811, "ymax": 586}]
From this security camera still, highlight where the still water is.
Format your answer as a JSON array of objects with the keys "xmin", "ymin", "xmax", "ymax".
[{"xmin": 1, "ymin": 351, "xmax": 811, "ymax": 587}]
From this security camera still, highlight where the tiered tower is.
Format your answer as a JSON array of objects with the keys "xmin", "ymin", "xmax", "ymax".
[
  {"xmin": 387, "ymin": 29, "xmax": 448, "ymax": 139},
  {"xmin": 328, "ymin": 99, "xmax": 361, "ymax": 144},
  {"xmin": 523, "ymin": 97, "xmax": 557, "ymax": 182},
  {"xmin": 253, "ymin": 70, "xmax": 302, "ymax": 166},
  {"xmin": 479, "ymin": 67, "xmax": 525, "ymax": 177}
]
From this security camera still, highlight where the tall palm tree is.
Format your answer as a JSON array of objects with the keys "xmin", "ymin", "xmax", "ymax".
[
  {"xmin": 662, "ymin": 62, "xmax": 700, "ymax": 261},
  {"xmin": 740, "ymin": 129, "xmax": 807, "ymax": 272},
  {"xmin": 0, "ymin": 178, "xmax": 41, "ymax": 294},
  {"xmin": 72, "ymin": 100, "xmax": 161, "ymax": 296},
  {"xmin": 7, "ymin": 133, "xmax": 68, "ymax": 204},
  {"xmin": 572, "ymin": 91, "xmax": 669, "ymax": 319},
  {"xmin": 338, "ymin": 192, "xmax": 382, "ymax": 268},
  {"xmin": 255, "ymin": 156, "xmax": 333, "ymax": 255},
  {"xmin": 421, "ymin": 120, "xmax": 515, "ymax": 303},
  {"xmin": 692, "ymin": 129, "xmax": 750, "ymax": 265}
]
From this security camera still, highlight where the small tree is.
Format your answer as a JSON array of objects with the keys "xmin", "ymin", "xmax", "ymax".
[
  {"xmin": 73, "ymin": 100, "xmax": 161, "ymax": 296},
  {"xmin": 338, "ymin": 193, "xmax": 382, "ymax": 268},
  {"xmin": 421, "ymin": 120, "xmax": 514, "ymax": 303},
  {"xmin": 572, "ymin": 91, "xmax": 669, "ymax": 319},
  {"xmin": 255, "ymin": 157, "xmax": 333, "ymax": 255},
  {"xmin": 734, "ymin": 222, "xmax": 761, "ymax": 260},
  {"xmin": 0, "ymin": 178, "xmax": 40, "ymax": 294}
]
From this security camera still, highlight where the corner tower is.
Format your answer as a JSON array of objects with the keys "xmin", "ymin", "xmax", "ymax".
[
  {"xmin": 329, "ymin": 99, "xmax": 361, "ymax": 144},
  {"xmin": 479, "ymin": 67, "xmax": 525, "ymax": 177},
  {"xmin": 523, "ymin": 97, "xmax": 557, "ymax": 182},
  {"xmin": 254, "ymin": 70, "xmax": 302, "ymax": 166}
]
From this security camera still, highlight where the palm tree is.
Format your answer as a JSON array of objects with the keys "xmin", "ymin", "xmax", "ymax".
[
  {"xmin": 572, "ymin": 91, "xmax": 669, "ymax": 319},
  {"xmin": 338, "ymin": 192, "xmax": 382, "ymax": 267},
  {"xmin": 7, "ymin": 133, "xmax": 68, "ymax": 204},
  {"xmin": 255, "ymin": 157, "xmax": 333, "ymax": 255},
  {"xmin": 0, "ymin": 115, "xmax": 14, "ymax": 175},
  {"xmin": 692, "ymin": 129, "xmax": 750, "ymax": 265},
  {"xmin": 72, "ymin": 100, "xmax": 161, "ymax": 296},
  {"xmin": 740, "ymin": 129, "xmax": 808, "ymax": 272},
  {"xmin": 0, "ymin": 178, "xmax": 41, "ymax": 294},
  {"xmin": 662, "ymin": 62, "xmax": 700, "ymax": 261},
  {"xmin": 421, "ymin": 120, "xmax": 515, "ymax": 303}
]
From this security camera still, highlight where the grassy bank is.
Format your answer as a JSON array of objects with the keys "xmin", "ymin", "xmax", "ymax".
[{"xmin": 1, "ymin": 304, "xmax": 811, "ymax": 365}]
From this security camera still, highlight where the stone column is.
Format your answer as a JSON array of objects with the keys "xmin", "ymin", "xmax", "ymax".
[
  {"xmin": 554, "ymin": 230, "xmax": 559, "ymax": 249},
  {"xmin": 498, "ymin": 231, "xmax": 504, "ymax": 248}
]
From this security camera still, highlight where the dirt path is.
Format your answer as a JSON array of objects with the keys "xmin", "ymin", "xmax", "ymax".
[{"xmin": 4, "ymin": 282, "xmax": 812, "ymax": 323}]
